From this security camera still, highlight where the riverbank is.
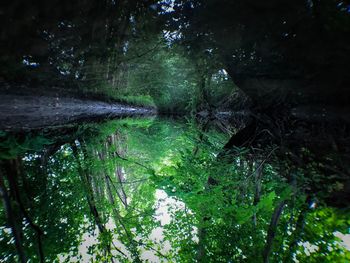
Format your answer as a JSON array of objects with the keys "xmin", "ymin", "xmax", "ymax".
[{"xmin": 0, "ymin": 95, "xmax": 156, "ymax": 131}]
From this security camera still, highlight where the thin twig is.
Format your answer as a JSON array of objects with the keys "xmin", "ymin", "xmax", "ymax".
[
  {"xmin": 114, "ymin": 152, "xmax": 153, "ymax": 172},
  {"xmin": 245, "ymin": 146, "xmax": 279, "ymax": 181}
]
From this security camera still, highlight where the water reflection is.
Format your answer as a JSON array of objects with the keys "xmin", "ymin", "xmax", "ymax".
[{"xmin": 0, "ymin": 118, "xmax": 349, "ymax": 262}]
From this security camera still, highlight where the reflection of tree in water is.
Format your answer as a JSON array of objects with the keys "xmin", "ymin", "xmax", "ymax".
[
  {"xmin": 0, "ymin": 142, "xmax": 87, "ymax": 262},
  {"xmin": 0, "ymin": 119, "xmax": 349, "ymax": 262},
  {"xmin": 159, "ymin": 118, "xmax": 350, "ymax": 262},
  {"xmin": 0, "ymin": 121, "xmax": 162, "ymax": 262},
  {"xmin": 68, "ymin": 127, "xmax": 167, "ymax": 262}
]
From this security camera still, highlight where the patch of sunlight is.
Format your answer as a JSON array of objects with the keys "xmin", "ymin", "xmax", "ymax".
[
  {"xmin": 293, "ymin": 233, "xmax": 350, "ymax": 263},
  {"xmin": 302, "ymin": 241, "xmax": 319, "ymax": 256},
  {"xmin": 154, "ymin": 189, "xmax": 185, "ymax": 225},
  {"xmin": 153, "ymin": 189, "xmax": 197, "ymax": 242},
  {"xmin": 59, "ymin": 190, "xmax": 193, "ymax": 262},
  {"xmin": 334, "ymin": 231, "xmax": 350, "ymax": 250},
  {"xmin": 58, "ymin": 217, "xmax": 131, "ymax": 262}
]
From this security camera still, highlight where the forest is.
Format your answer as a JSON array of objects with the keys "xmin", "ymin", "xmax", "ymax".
[{"xmin": 0, "ymin": 0, "xmax": 350, "ymax": 262}]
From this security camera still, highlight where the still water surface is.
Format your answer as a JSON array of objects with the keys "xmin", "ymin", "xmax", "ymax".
[{"xmin": 0, "ymin": 118, "xmax": 349, "ymax": 262}]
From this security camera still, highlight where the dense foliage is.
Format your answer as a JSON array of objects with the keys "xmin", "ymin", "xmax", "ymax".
[
  {"xmin": 1, "ymin": 119, "xmax": 349, "ymax": 262},
  {"xmin": 1, "ymin": 1, "xmax": 350, "ymax": 262}
]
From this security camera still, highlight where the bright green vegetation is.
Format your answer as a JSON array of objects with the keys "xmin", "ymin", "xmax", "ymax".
[{"xmin": 1, "ymin": 118, "xmax": 349, "ymax": 262}]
